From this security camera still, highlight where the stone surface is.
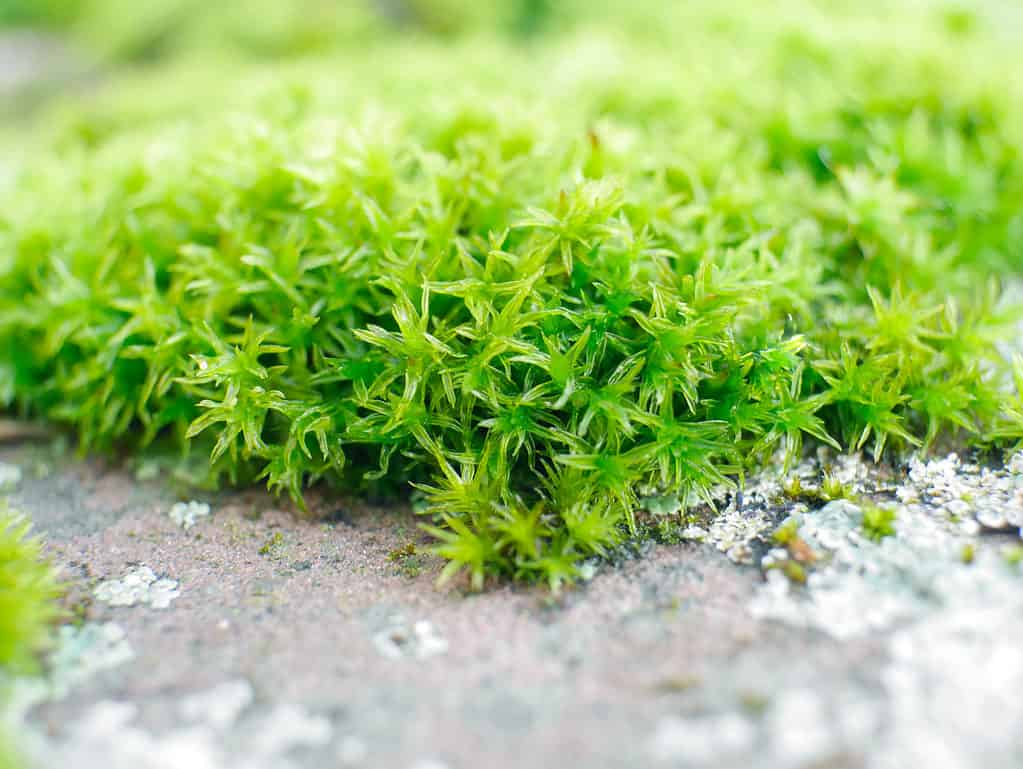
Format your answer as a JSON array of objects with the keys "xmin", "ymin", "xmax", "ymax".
[{"xmin": 3, "ymin": 440, "xmax": 1022, "ymax": 769}]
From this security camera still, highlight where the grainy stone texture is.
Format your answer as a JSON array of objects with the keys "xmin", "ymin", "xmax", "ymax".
[{"xmin": 3, "ymin": 440, "xmax": 1022, "ymax": 769}]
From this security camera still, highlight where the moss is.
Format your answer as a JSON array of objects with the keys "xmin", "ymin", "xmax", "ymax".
[
  {"xmin": 0, "ymin": 727, "xmax": 26, "ymax": 769},
  {"xmin": 258, "ymin": 531, "xmax": 285, "ymax": 557},
  {"xmin": 772, "ymin": 519, "xmax": 800, "ymax": 547},
  {"xmin": 861, "ymin": 505, "xmax": 897, "ymax": 543},
  {"xmin": 0, "ymin": 504, "xmax": 64, "ymax": 674},
  {"xmin": 820, "ymin": 474, "xmax": 852, "ymax": 501},
  {"xmin": 0, "ymin": 504, "xmax": 64, "ymax": 769},
  {"xmin": 781, "ymin": 475, "xmax": 844, "ymax": 507},
  {"xmin": 1003, "ymin": 545, "xmax": 1023, "ymax": 568},
  {"xmin": 2, "ymin": 0, "xmax": 1023, "ymax": 587},
  {"xmin": 780, "ymin": 561, "xmax": 807, "ymax": 584},
  {"xmin": 387, "ymin": 542, "xmax": 425, "ymax": 578},
  {"xmin": 655, "ymin": 675, "xmax": 701, "ymax": 693},
  {"xmin": 739, "ymin": 691, "xmax": 770, "ymax": 717},
  {"xmin": 960, "ymin": 543, "xmax": 975, "ymax": 565}
]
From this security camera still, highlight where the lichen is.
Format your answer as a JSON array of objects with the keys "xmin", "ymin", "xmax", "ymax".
[
  {"xmin": 168, "ymin": 500, "xmax": 211, "ymax": 530},
  {"xmin": 93, "ymin": 566, "xmax": 180, "ymax": 609},
  {"xmin": 0, "ymin": 464, "xmax": 20, "ymax": 493}
]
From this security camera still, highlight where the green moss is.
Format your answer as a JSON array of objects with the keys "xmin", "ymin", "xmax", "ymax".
[
  {"xmin": 387, "ymin": 542, "xmax": 417, "ymax": 561},
  {"xmin": 387, "ymin": 543, "xmax": 424, "ymax": 578},
  {"xmin": 781, "ymin": 561, "xmax": 807, "ymax": 584},
  {"xmin": 0, "ymin": 726, "xmax": 25, "ymax": 769},
  {"xmin": 1003, "ymin": 545, "xmax": 1023, "ymax": 568},
  {"xmin": 0, "ymin": 504, "xmax": 63, "ymax": 675},
  {"xmin": 258, "ymin": 531, "xmax": 285, "ymax": 557},
  {"xmin": 960, "ymin": 543, "xmax": 976, "ymax": 565},
  {"xmin": 772, "ymin": 519, "xmax": 800, "ymax": 547},
  {"xmin": 820, "ymin": 474, "xmax": 852, "ymax": 502},
  {"xmin": 861, "ymin": 505, "xmax": 897, "ymax": 543},
  {"xmin": 0, "ymin": 504, "xmax": 64, "ymax": 769},
  {"xmin": 2, "ymin": 0, "xmax": 1023, "ymax": 587}
]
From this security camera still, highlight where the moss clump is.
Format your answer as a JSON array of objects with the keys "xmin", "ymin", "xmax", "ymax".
[
  {"xmin": 258, "ymin": 531, "xmax": 285, "ymax": 557},
  {"xmin": 0, "ymin": 505, "xmax": 63, "ymax": 675},
  {"xmin": 861, "ymin": 505, "xmax": 898, "ymax": 543},
  {"xmin": 2, "ymin": 0, "xmax": 1023, "ymax": 587},
  {"xmin": 772, "ymin": 519, "xmax": 801, "ymax": 547},
  {"xmin": 820, "ymin": 474, "xmax": 852, "ymax": 502},
  {"xmin": 960, "ymin": 543, "xmax": 976, "ymax": 565},
  {"xmin": 387, "ymin": 542, "xmax": 425, "ymax": 578},
  {"xmin": 0, "ymin": 506, "xmax": 63, "ymax": 769}
]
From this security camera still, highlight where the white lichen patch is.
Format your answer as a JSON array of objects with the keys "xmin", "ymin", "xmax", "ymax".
[
  {"xmin": 875, "ymin": 592, "xmax": 1023, "ymax": 769},
  {"xmin": 48, "ymin": 622, "xmax": 136, "ymax": 697},
  {"xmin": 169, "ymin": 500, "xmax": 211, "ymax": 530},
  {"xmin": 179, "ymin": 680, "xmax": 254, "ymax": 730},
  {"xmin": 8, "ymin": 622, "xmax": 135, "ymax": 717},
  {"xmin": 648, "ymin": 687, "xmax": 878, "ymax": 768},
  {"xmin": 42, "ymin": 700, "xmax": 224, "ymax": 769},
  {"xmin": 7, "ymin": 621, "xmax": 136, "ymax": 765},
  {"xmin": 373, "ymin": 617, "xmax": 449, "ymax": 660},
  {"xmin": 94, "ymin": 566, "xmax": 180, "ymax": 609},
  {"xmin": 337, "ymin": 735, "xmax": 369, "ymax": 765},
  {"xmin": 37, "ymin": 692, "xmax": 335, "ymax": 769},
  {"xmin": 249, "ymin": 703, "xmax": 333, "ymax": 756},
  {"xmin": 0, "ymin": 461, "xmax": 22, "ymax": 491},
  {"xmin": 407, "ymin": 760, "xmax": 453, "ymax": 769},
  {"xmin": 649, "ymin": 712, "xmax": 756, "ymax": 764},
  {"xmin": 745, "ymin": 451, "xmax": 1023, "ymax": 768},
  {"xmin": 750, "ymin": 499, "xmax": 936, "ymax": 638}
]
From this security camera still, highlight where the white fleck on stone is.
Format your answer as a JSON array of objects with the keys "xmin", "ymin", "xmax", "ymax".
[
  {"xmin": 413, "ymin": 620, "xmax": 449, "ymax": 658},
  {"xmin": 179, "ymin": 680, "xmax": 254, "ymax": 730},
  {"xmin": 1008, "ymin": 451, "xmax": 1023, "ymax": 476},
  {"xmin": 337, "ymin": 735, "xmax": 369, "ymax": 765},
  {"xmin": 945, "ymin": 499, "xmax": 969, "ymax": 517},
  {"xmin": 766, "ymin": 689, "xmax": 835, "ymax": 765},
  {"xmin": 680, "ymin": 524, "xmax": 707, "ymax": 541},
  {"xmin": 578, "ymin": 560, "xmax": 598, "ymax": 581},
  {"xmin": 55, "ymin": 701, "xmax": 221, "ymax": 769},
  {"xmin": 958, "ymin": 518, "xmax": 982, "ymax": 536},
  {"xmin": 169, "ymin": 500, "xmax": 211, "ymax": 530},
  {"xmin": 72, "ymin": 700, "xmax": 139, "ymax": 738},
  {"xmin": 250, "ymin": 703, "xmax": 332, "ymax": 755},
  {"xmin": 975, "ymin": 507, "xmax": 1010, "ymax": 530},
  {"xmin": 373, "ymin": 617, "xmax": 449, "ymax": 660},
  {"xmin": 725, "ymin": 543, "xmax": 754, "ymax": 565},
  {"xmin": 648, "ymin": 713, "xmax": 755, "ymax": 764},
  {"xmin": 94, "ymin": 566, "xmax": 180, "ymax": 609},
  {"xmin": 0, "ymin": 462, "xmax": 22, "ymax": 491},
  {"xmin": 407, "ymin": 760, "xmax": 451, "ymax": 769}
]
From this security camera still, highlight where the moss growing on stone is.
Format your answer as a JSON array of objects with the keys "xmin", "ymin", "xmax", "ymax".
[{"xmin": 2, "ymin": 0, "xmax": 1023, "ymax": 587}]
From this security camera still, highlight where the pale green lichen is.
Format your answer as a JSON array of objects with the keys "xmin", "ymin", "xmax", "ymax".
[
  {"xmin": 93, "ymin": 566, "xmax": 180, "ymax": 609},
  {"xmin": 168, "ymin": 500, "xmax": 211, "ymax": 530}
]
